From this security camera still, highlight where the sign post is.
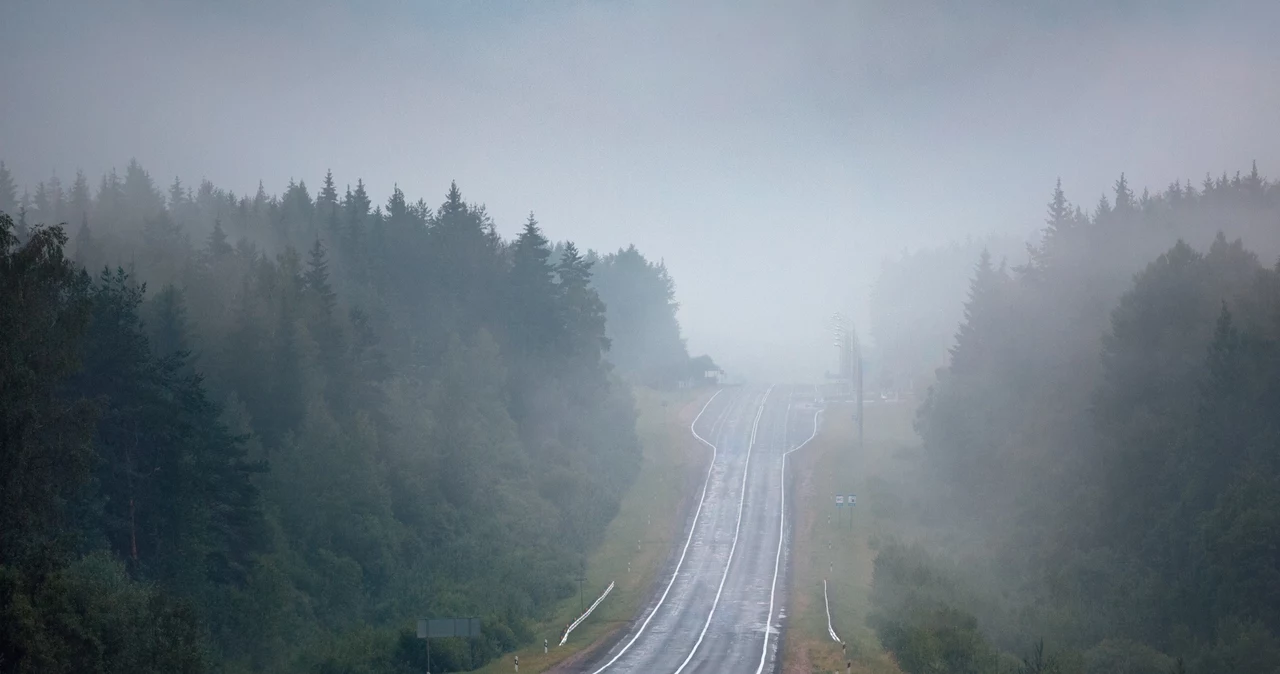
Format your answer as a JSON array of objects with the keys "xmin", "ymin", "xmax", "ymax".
[{"xmin": 417, "ymin": 617, "xmax": 482, "ymax": 674}]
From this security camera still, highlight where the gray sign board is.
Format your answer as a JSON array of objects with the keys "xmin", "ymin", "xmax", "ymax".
[{"xmin": 417, "ymin": 617, "xmax": 482, "ymax": 639}]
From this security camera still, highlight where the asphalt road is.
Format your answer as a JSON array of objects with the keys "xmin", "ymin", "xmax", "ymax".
[{"xmin": 575, "ymin": 385, "xmax": 822, "ymax": 674}]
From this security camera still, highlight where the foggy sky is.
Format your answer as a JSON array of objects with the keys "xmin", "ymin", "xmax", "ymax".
[{"xmin": 4, "ymin": 0, "xmax": 1279, "ymax": 381}]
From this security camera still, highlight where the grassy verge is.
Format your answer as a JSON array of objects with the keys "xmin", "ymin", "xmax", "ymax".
[
  {"xmin": 782, "ymin": 400, "xmax": 918, "ymax": 674},
  {"xmin": 475, "ymin": 386, "xmax": 714, "ymax": 673}
]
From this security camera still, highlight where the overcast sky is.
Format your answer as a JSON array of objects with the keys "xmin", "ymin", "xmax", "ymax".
[{"xmin": 3, "ymin": 0, "xmax": 1279, "ymax": 380}]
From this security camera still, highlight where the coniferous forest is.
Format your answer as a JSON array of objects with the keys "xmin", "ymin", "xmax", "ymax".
[
  {"xmin": 870, "ymin": 167, "xmax": 1280, "ymax": 674},
  {"xmin": 0, "ymin": 159, "xmax": 707, "ymax": 673}
]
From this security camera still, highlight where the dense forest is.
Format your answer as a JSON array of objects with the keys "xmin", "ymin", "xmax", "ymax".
[
  {"xmin": 0, "ymin": 159, "xmax": 707, "ymax": 673},
  {"xmin": 869, "ymin": 234, "xmax": 1024, "ymax": 396},
  {"xmin": 869, "ymin": 166, "xmax": 1280, "ymax": 673}
]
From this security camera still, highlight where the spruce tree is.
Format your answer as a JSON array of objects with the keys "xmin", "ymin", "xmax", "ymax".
[
  {"xmin": 557, "ymin": 241, "xmax": 609, "ymax": 359},
  {"xmin": 168, "ymin": 176, "xmax": 185, "ymax": 212},
  {"xmin": 0, "ymin": 160, "xmax": 16, "ymax": 216},
  {"xmin": 1114, "ymin": 172, "xmax": 1135, "ymax": 212},
  {"xmin": 74, "ymin": 212, "xmax": 96, "ymax": 269},
  {"xmin": 206, "ymin": 218, "xmax": 232, "ymax": 259},
  {"xmin": 507, "ymin": 212, "xmax": 562, "ymax": 354},
  {"xmin": 149, "ymin": 284, "xmax": 192, "ymax": 363},
  {"xmin": 70, "ymin": 169, "xmax": 91, "ymax": 222},
  {"xmin": 304, "ymin": 237, "xmax": 336, "ymax": 318}
]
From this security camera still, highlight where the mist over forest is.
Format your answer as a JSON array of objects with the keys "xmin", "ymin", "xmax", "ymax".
[
  {"xmin": 0, "ymin": 160, "xmax": 714, "ymax": 672},
  {"xmin": 864, "ymin": 166, "xmax": 1280, "ymax": 674},
  {"xmin": 4, "ymin": 2, "xmax": 1280, "ymax": 674}
]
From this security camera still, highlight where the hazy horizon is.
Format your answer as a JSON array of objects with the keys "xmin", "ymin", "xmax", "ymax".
[{"xmin": 5, "ymin": 0, "xmax": 1279, "ymax": 381}]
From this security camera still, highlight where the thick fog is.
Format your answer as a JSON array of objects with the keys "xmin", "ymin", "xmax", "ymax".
[{"xmin": 4, "ymin": 0, "xmax": 1279, "ymax": 381}]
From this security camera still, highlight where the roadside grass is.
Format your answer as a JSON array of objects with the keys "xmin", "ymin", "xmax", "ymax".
[
  {"xmin": 474, "ymin": 386, "xmax": 713, "ymax": 673},
  {"xmin": 783, "ymin": 400, "xmax": 918, "ymax": 674}
]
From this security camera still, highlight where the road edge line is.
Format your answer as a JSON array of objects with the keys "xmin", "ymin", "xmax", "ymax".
[
  {"xmin": 756, "ymin": 398, "xmax": 824, "ymax": 674},
  {"xmin": 588, "ymin": 388, "xmax": 725, "ymax": 674},
  {"xmin": 673, "ymin": 385, "xmax": 775, "ymax": 674}
]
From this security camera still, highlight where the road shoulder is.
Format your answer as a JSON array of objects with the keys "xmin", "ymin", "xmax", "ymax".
[{"xmin": 782, "ymin": 401, "xmax": 913, "ymax": 674}]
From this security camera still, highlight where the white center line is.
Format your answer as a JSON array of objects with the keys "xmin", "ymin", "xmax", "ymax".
[
  {"xmin": 589, "ymin": 389, "xmax": 726, "ymax": 674},
  {"xmin": 757, "ymin": 389, "xmax": 823, "ymax": 674},
  {"xmin": 673, "ymin": 385, "xmax": 775, "ymax": 674}
]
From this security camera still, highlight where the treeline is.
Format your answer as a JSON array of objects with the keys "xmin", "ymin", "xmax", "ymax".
[
  {"xmin": 0, "ymin": 159, "xmax": 701, "ymax": 673},
  {"xmin": 869, "ymin": 233, "xmax": 1024, "ymax": 396},
  {"xmin": 871, "ymin": 166, "xmax": 1280, "ymax": 673}
]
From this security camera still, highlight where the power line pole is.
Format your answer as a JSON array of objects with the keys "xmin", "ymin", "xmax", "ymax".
[
  {"xmin": 857, "ymin": 337, "xmax": 864, "ymax": 451},
  {"xmin": 830, "ymin": 312, "xmax": 864, "ymax": 450}
]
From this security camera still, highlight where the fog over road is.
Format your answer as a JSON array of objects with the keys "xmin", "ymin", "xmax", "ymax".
[{"xmin": 576, "ymin": 385, "xmax": 822, "ymax": 673}]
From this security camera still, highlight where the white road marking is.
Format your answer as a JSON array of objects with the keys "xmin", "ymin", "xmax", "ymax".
[
  {"xmin": 824, "ymin": 579, "xmax": 841, "ymax": 643},
  {"xmin": 673, "ymin": 386, "xmax": 774, "ymax": 674},
  {"xmin": 561, "ymin": 581, "xmax": 616, "ymax": 646},
  {"xmin": 756, "ymin": 392, "xmax": 823, "ymax": 674},
  {"xmin": 589, "ymin": 389, "xmax": 726, "ymax": 674}
]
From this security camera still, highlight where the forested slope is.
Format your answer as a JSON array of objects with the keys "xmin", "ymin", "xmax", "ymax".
[
  {"xmin": 0, "ymin": 160, "xmax": 702, "ymax": 673},
  {"xmin": 871, "ymin": 167, "xmax": 1280, "ymax": 674}
]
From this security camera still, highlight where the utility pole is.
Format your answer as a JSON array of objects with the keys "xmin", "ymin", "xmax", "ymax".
[
  {"xmin": 830, "ymin": 312, "xmax": 864, "ymax": 448},
  {"xmin": 856, "ymin": 342, "xmax": 864, "ymax": 451}
]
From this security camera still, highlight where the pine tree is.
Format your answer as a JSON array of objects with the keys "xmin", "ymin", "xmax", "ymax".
[
  {"xmin": 16, "ymin": 204, "xmax": 29, "ymax": 242},
  {"xmin": 1114, "ymin": 172, "xmax": 1136, "ymax": 213},
  {"xmin": 206, "ymin": 218, "xmax": 232, "ymax": 260},
  {"xmin": 47, "ymin": 173, "xmax": 66, "ymax": 225},
  {"xmin": 149, "ymin": 284, "xmax": 192, "ymax": 363},
  {"xmin": 168, "ymin": 176, "xmax": 185, "ymax": 212},
  {"xmin": 96, "ymin": 167, "xmax": 125, "ymax": 227},
  {"xmin": 123, "ymin": 159, "xmax": 163, "ymax": 223},
  {"xmin": 344, "ymin": 179, "xmax": 370, "ymax": 254},
  {"xmin": 304, "ymin": 237, "xmax": 336, "ymax": 319},
  {"xmin": 33, "ymin": 181, "xmax": 50, "ymax": 224},
  {"xmin": 222, "ymin": 278, "xmax": 267, "ymax": 439},
  {"xmin": 557, "ymin": 241, "xmax": 609, "ymax": 358},
  {"xmin": 949, "ymin": 249, "xmax": 1004, "ymax": 377},
  {"xmin": 281, "ymin": 178, "xmax": 313, "ymax": 230},
  {"xmin": 1031, "ymin": 178, "xmax": 1074, "ymax": 272},
  {"xmin": 0, "ymin": 161, "xmax": 16, "ymax": 216},
  {"xmin": 318, "ymin": 169, "xmax": 339, "ymax": 215},
  {"xmin": 1093, "ymin": 193, "xmax": 1112, "ymax": 222},
  {"xmin": 386, "ymin": 184, "xmax": 407, "ymax": 222},
  {"xmin": 74, "ymin": 212, "xmax": 96, "ymax": 269},
  {"xmin": 507, "ymin": 212, "xmax": 563, "ymax": 355},
  {"xmin": 70, "ymin": 169, "xmax": 91, "ymax": 222},
  {"xmin": 79, "ymin": 267, "xmax": 263, "ymax": 588}
]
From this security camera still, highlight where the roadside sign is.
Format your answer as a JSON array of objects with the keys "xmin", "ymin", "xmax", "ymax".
[
  {"xmin": 418, "ymin": 618, "xmax": 481, "ymax": 638},
  {"xmin": 849, "ymin": 494, "xmax": 856, "ymax": 506},
  {"xmin": 836, "ymin": 495, "xmax": 844, "ymax": 506}
]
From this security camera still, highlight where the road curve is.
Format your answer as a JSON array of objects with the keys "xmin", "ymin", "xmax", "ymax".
[{"xmin": 573, "ymin": 385, "xmax": 821, "ymax": 674}]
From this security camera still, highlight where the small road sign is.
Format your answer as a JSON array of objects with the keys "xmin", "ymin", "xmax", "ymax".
[
  {"xmin": 836, "ymin": 495, "xmax": 844, "ymax": 506},
  {"xmin": 849, "ymin": 494, "xmax": 856, "ymax": 506}
]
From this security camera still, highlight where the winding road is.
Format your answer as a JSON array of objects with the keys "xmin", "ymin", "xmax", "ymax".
[{"xmin": 574, "ymin": 385, "xmax": 822, "ymax": 674}]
